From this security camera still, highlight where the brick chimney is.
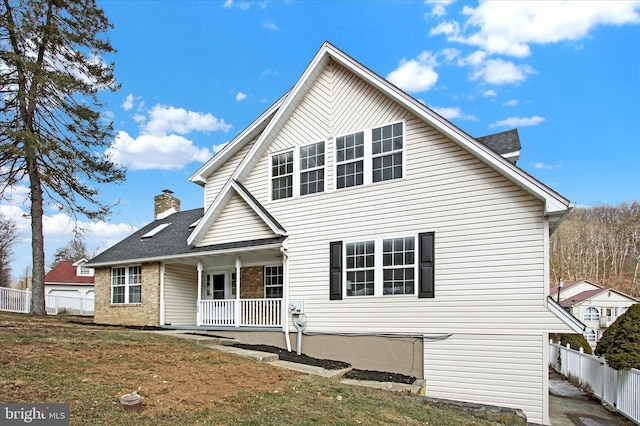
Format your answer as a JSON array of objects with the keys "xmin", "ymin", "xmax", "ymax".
[{"xmin": 154, "ymin": 189, "xmax": 180, "ymax": 220}]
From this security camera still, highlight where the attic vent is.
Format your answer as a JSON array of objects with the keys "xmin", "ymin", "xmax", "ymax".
[{"xmin": 141, "ymin": 223, "xmax": 171, "ymax": 239}]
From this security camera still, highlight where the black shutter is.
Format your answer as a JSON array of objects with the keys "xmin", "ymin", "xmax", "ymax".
[
  {"xmin": 329, "ymin": 241, "xmax": 343, "ymax": 300},
  {"xmin": 418, "ymin": 232, "xmax": 435, "ymax": 298}
]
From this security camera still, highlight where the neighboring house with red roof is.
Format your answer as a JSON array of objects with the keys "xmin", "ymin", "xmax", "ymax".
[
  {"xmin": 44, "ymin": 259, "xmax": 95, "ymax": 315},
  {"xmin": 550, "ymin": 279, "xmax": 638, "ymax": 347}
]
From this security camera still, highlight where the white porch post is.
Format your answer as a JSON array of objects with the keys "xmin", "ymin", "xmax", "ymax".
[
  {"xmin": 235, "ymin": 257, "xmax": 241, "ymax": 328},
  {"xmin": 159, "ymin": 263, "xmax": 165, "ymax": 326},
  {"xmin": 197, "ymin": 261, "xmax": 203, "ymax": 326}
]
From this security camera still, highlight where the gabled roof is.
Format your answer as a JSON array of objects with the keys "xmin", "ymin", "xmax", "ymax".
[
  {"xmin": 559, "ymin": 287, "xmax": 639, "ymax": 308},
  {"xmin": 187, "ymin": 180, "xmax": 286, "ymax": 247},
  {"xmin": 86, "ymin": 208, "xmax": 286, "ymax": 267},
  {"xmin": 44, "ymin": 261, "xmax": 94, "ymax": 285},
  {"xmin": 549, "ymin": 279, "xmax": 602, "ymax": 295},
  {"xmin": 190, "ymin": 41, "xmax": 572, "ymax": 232},
  {"xmin": 476, "ymin": 129, "xmax": 521, "ymax": 164}
]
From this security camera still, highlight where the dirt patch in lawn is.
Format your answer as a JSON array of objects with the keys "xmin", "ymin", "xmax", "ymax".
[{"xmin": 0, "ymin": 313, "xmax": 299, "ymax": 417}]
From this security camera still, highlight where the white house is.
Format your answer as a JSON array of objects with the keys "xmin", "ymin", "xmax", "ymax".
[
  {"xmin": 87, "ymin": 42, "xmax": 581, "ymax": 424},
  {"xmin": 551, "ymin": 279, "xmax": 638, "ymax": 346},
  {"xmin": 44, "ymin": 259, "xmax": 95, "ymax": 315}
]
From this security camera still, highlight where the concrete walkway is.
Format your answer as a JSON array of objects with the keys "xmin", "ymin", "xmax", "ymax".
[{"xmin": 549, "ymin": 370, "xmax": 635, "ymax": 426}]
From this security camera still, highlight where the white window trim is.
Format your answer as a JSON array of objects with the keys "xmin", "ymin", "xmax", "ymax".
[
  {"xmin": 343, "ymin": 233, "xmax": 417, "ymax": 298},
  {"xmin": 334, "ymin": 120, "xmax": 406, "ymax": 191},
  {"xmin": 111, "ymin": 265, "xmax": 142, "ymax": 305}
]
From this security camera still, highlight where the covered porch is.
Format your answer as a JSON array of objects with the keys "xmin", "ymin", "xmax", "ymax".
[{"xmin": 161, "ymin": 237, "xmax": 289, "ymax": 329}]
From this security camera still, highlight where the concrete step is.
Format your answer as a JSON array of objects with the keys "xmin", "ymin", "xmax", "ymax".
[
  {"xmin": 206, "ymin": 344, "xmax": 279, "ymax": 362},
  {"xmin": 267, "ymin": 360, "xmax": 352, "ymax": 380}
]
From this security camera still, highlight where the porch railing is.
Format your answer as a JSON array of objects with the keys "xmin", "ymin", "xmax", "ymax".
[{"xmin": 198, "ymin": 298, "xmax": 282, "ymax": 327}]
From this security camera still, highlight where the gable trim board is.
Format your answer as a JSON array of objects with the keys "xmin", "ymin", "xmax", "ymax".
[
  {"xmin": 188, "ymin": 179, "xmax": 286, "ymax": 247},
  {"xmin": 196, "ymin": 42, "xmax": 571, "ymax": 232}
]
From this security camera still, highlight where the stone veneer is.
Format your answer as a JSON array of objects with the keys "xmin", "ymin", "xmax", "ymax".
[{"xmin": 94, "ymin": 263, "xmax": 161, "ymax": 327}]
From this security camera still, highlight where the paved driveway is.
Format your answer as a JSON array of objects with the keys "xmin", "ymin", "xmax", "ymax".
[{"xmin": 549, "ymin": 370, "xmax": 635, "ymax": 426}]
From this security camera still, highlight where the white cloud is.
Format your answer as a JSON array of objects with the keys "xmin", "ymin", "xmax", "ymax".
[
  {"xmin": 236, "ymin": 92, "xmax": 248, "ymax": 101},
  {"xmin": 142, "ymin": 105, "xmax": 231, "ymax": 136},
  {"xmin": 532, "ymin": 162, "xmax": 558, "ymax": 170},
  {"xmin": 387, "ymin": 51, "xmax": 439, "ymax": 93},
  {"xmin": 223, "ymin": 0, "xmax": 250, "ymax": 10},
  {"xmin": 263, "ymin": 22, "xmax": 279, "ymax": 30},
  {"xmin": 490, "ymin": 115, "xmax": 545, "ymax": 128},
  {"xmin": 122, "ymin": 93, "xmax": 134, "ymax": 111},
  {"xmin": 483, "ymin": 89, "xmax": 497, "ymax": 97},
  {"xmin": 471, "ymin": 58, "xmax": 534, "ymax": 85},
  {"xmin": 430, "ymin": 106, "xmax": 475, "ymax": 121},
  {"xmin": 106, "ymin": 131, "xmax": 212, "ymax": 170},
  {"xmin": 435, "ymin": 1, "xmax": 640, "ymax": 57},
  {"xmin": 503, "ymin": 99, "xmax": 519, "ymax": 106}
]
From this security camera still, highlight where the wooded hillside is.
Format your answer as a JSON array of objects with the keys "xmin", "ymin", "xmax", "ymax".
[{"xmin": 550, "ymin": 201, "xmax": 640, "ymax": 298}]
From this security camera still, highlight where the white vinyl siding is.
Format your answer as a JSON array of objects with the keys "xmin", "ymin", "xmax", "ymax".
[
  {"xmin": 204, "ymin": 137, "xmax": 258, "ymax": 207},
  {"xmin": 423, "ymin": 334, "xmax": 546, "ymax": 424},
  {"xmin": 198, "ymin": 193, "xmax": 276, "ymax": 247},
  {"xmin": 164, "ymin": 264, "xmax": 197, "ymax": 326},
  {"xmin": 214, "ymin": 57, "xmax": 570, "ymax": 423}
]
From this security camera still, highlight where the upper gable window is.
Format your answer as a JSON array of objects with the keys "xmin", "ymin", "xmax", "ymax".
[
  {"xmin": 335, "ymin": 121, "xmax": 404, "ymax": 190},
  {"xmin": 271, "ymin": 150, "xmax": 293, "ymax": 200},
  {"xmin": 372, "ymin": 123, "xmax": 403, "ymax": 182},
  {"xmin": 336, "ymin": 131, "xmax": 364, "ymax": 189},
  {"xmin": 300, "ymin": 141, "xmax": 325, "ymax": 196}
]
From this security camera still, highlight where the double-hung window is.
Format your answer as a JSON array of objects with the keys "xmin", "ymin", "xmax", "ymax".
[
  {"xmin": 345, "ymin": 237, "xmax": 416, "ymax": 297},
  {"xmin": 382, "ymin": 237, "xmax": 415, "ymax": 295},
  {"xmin": 345, "ymin": 241, "xmax": 375, "ymax": 296},
  {"xmin": 271, "ymin": 150, "xmax": 294, "ymax": 200},
  {"xmin": 271, "ymin": 142, "xmax": 326, "ymax": 200},
  {"xmin": 111, "ymin": 265, "xmax": 141, "ymax": 304},
  {"xmin": 335, "ymin": 121, "xmax": 404, "ymax": 190},
  {"xmin": 372, "ymin": 123, "xmax": 403, "ymax": 182},
  {"xmin": 336, "ymin": 131, "xmax": 365, "ymax": 189},
  {"xmin": 300, "ymin": 141, "xmax": 325, "ymax": 195},
  {"xmin": 264, "ymin": 265, "xmax": 284, "ymax": 298}
]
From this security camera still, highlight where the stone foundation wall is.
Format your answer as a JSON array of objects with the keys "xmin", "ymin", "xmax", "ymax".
[{"xmin": 94, "ymin": 263, "xmax": 161, "ymax": 327}]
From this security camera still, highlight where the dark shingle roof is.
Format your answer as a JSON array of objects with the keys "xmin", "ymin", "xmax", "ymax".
[
  {"xmin": 476, "ymin": 129, "xmax": 521, "ymax": 155},
  {"xmin": 86, "ymin": 208, "xmax": 285, "ymax": 266}
]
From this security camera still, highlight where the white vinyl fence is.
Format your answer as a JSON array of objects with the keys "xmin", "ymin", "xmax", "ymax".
[
  {"xmin": 0, "ymin": 287, "xmax": 31, "ymax": 313},
  {"xmin": 45, "ymin": 293, "xmax": 94, "ymax": 316},
  {"xmin": 0, "ymin": 288, "xmax": 94, "ymax": 316},
  {"xmin": 550, "ymin": 341, "xmax": 640, "ymax": 424}
]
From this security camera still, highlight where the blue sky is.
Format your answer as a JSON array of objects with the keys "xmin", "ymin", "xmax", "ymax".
[{"xmin": 2, "ymin": 0, "xmax": 639, "ymax": 279}]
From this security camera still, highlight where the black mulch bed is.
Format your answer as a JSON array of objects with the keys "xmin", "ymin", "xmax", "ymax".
[
  {"xmin": 231, "ymin": 344, "xmax": 351, "ymax": 370},
  {"xmin": 344, "ymin": 369, "xmax": 416, "ymax": 384},
  {"xmin": 231, "ymin": 344, "xmax": 416, "ymax": 384}
]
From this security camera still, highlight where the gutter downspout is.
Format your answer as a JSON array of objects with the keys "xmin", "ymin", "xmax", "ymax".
[{"xmin": 281, "ymin": 246, "xmax": 291, "ymax": 352}]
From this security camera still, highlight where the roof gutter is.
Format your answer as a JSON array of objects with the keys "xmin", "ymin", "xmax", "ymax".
[{"xmin": 547, "ymin": 296, "xmax": 585, "ymax": 334}]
